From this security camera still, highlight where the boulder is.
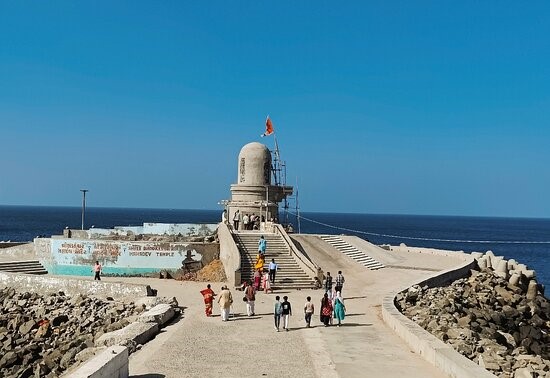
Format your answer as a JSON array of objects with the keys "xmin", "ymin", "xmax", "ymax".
[{"xmin": 138, "ymin": 304, "xmax": 175, "ymax": 327}]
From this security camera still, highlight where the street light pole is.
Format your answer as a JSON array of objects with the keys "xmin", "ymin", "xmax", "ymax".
[{"xmin": 80, "ymin": 189, "xmax": 89, "ymax": 230}]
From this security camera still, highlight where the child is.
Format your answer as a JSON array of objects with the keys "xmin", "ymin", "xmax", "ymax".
[
  {"xmin": 274, "ymin": 296, "xmax": 283, "ymax": 331},
  {"xmin": 304, "ymin": 296, "xmax": 314, "ymax": 328},
  {"xmin": 281, "ymin": 296, "xmax": 292, "ymax": 331}
]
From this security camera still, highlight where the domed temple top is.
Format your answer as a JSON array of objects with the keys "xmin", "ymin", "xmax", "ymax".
[{"xmin": 237, "ymin": 142, "xmax": 271, "ymax": 186}]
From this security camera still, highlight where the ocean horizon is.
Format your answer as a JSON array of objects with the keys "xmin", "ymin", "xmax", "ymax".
[{"xmin": 1, "ymin": 205, "xmax": 549, "ymax": 289}]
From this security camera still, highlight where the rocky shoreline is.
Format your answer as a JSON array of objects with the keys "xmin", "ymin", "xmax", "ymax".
[
  {"xmin": 0, "ymin": 287, "xmax": 143, "ymax": 378},
  {"xmin": 396, "ymin": 256, "xmax": 550, "ymax": 378}
]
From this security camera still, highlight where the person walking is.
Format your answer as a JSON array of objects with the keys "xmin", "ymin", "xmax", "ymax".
[
  {"xmin": 333, "ymin": 291, "xmax": 346, "ymax": 327},
  {"xmin": 268, "ymin": 258, "xmax": 278, "ymax": 284},
  {"xmin": 281, "ymin": 296, "xmax": 292, "ymax": 331},
  {"xmin": 274, "ymin": 295, "xmax": 283, "ymax": 331},
  {"xmin": 262, "ymin": 270, "xmax": 272, "ymax": 294},
  {"xmin": 304, "ymin": 296, "xmax": 315, "ymax": 328},
  {"xmin": 200, "ymin": 284, "xmax": 216, "ymax": 317},
  {"xmin": 258, "ymin": 235, "xmax": 267, "ymax": 255},
  {"xmin": 253, "ymin": 268, "xmax": 262, "ymax": 290},
  {"xmin": 254, "ymin": 253, "xmax": 265, "ymax": 272},
  {"xmin": 217, "ymin": 286, "xmax": 233, "ymax": 321},
  {"xmin": 324, "ymin": 272, "xmax": 333, "ymax": 299},
  {"xmin": 243, "ymin": 214, "xmax": 250, "ymax": 230},
  {"xmin": 93, "ymin": 261, "xmax": 102, "ymax": 281},
  {"xmin": 320, "ymin": 293, "xmax": 333, "ymax": 327},
  {"xmin": 335, "ymin": 271, "xmax": 345, "ymax": 294},
  {"xmin": 244, "ymin": 281, "xmax": 256, "ymax": 316},
  {"xmin": 233, "ymin": 210, "xmax": 240, "ymax": 230}
]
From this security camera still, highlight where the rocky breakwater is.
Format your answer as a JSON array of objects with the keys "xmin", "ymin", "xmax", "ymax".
[
  {"xmin": 396, "ymin": 251, "xmax": 550, "ymax": 378},
  {"xmin": 0, "ymin": 287, "xmax": 176, "ymax": 378}
]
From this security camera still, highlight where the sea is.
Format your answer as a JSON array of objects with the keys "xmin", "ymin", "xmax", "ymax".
[{"xmin": 1, "ymin": 205, "xmax": 549, "ymax": 289}]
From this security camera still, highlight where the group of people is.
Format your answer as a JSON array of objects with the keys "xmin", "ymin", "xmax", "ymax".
[
  {"xmin": 251, "ymin": 235, "xmax": 277, "ymax": 293},
  {"xmin": 199, "ymin": 270, "xmax": 348, "ymax": 329},
  {"xmin": 232, "ymin": 210, "xmax": 263, "ymax": 231},
  {"xmin": 200, "ymin": 284, "xmax": 235, "ymax": 321}
]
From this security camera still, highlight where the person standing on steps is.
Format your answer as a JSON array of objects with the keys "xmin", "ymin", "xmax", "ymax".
[
  {"xmin": 258, "ymin": 235, "xmax": 267, "ymax": 256},
  {"xmin": 335, "ymin": 271, "xmax": 345, "ymax": 294},
  {"xmin": 268, "ymin": 258, "xmax": 278, "ymax": 284},
  {"xmin": 233, "ymin": 210, "xmax": 240, "ymax": 230},
  {"xmin": 281, "ymin": 296, "xmax": 292, "ymax": 331},
  {"xmin": 243, "ymin": 213, "xmax": 249, "ymax": 230},
  {"xmin": 262, "ymin": 269, "xmax": 272, "ymax": 294},
  {"xmin": 93, "ymin": 261, "xmax": 102, "ymax": 280},
  {"xmin": 324, "ymin": 272, "xmax": 333, "ymax": 299}
]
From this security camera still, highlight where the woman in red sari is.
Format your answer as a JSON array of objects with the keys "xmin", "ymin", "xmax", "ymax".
[
  {"xmin": 253, "ymin": 268, "xmax": 262, "ymax": 290},
  {"xmin": 200, "ymin": 284, "xmax": 216, "ymax": 317},
  {"xmin": 320, "ymin": 293, "xmax": 333, "ymax": 327}
]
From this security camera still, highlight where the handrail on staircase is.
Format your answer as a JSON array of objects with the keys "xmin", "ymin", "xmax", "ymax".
[{"xmin": 272, "ymin": 224, "xmax": 323, "ymax": 283}]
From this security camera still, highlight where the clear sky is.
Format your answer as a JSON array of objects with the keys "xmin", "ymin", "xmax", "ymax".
[{"xmin": 1, "ymin": 1, "xmax": 549, "ymax": 218}]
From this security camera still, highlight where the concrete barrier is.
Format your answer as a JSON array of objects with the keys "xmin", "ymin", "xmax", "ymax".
[
  {"xmin": 382, "ymin": 253, "xmax": 497, "ymax": 378},
  {"xmin": 0, "ymin": 271, "xmax": 153, "ymax": 299},
  {"xmin": 67, "ymin": 345, "xmax": 128, "ymax": 378},
  {"xmin": 138, "ymin": 303, "xmax": 175, "ymax": 326},
  {"xmin": 95, "ymin": 322, "xmax": 159, "ymax": 348},
  {"xmin": 218, "ymin": 222, "xmax": 241, "ymax": 286}
]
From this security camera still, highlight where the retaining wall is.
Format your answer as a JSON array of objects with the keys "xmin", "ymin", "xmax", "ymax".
[
  {"xmin": 67, "ymin": 346, "xmax": 128, "ymax": 378},
  {"xmin": 382, "ymin": 252, "xmax": 497, "ymax": 378},
  {"xmin": 0, "ymin": 271, "xmax": 153, "ymax": 299},
  {"xmin": 218, "ymin": 222, "xmax": 240, "ymax": 286}
]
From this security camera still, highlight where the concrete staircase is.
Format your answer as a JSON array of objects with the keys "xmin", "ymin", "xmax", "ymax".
[
  {"xmin": 0, "ymin": 260, "xmax": 48, "ymax": 275},
  {"xmin": 233, "ymin": 232, "xmax": 317, "ymax": 289},
  {"xmin": 319, "ymin": 235, "xmax": 385, "ymax": 270}
]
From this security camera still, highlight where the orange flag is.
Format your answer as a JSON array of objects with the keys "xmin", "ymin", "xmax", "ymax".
[{"xmin": 261, "ymin": 116, "xmax": 274, "ymax": 137}]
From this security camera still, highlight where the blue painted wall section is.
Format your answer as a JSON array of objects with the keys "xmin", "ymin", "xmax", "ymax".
[{"xmin": 45, "ymin": 238, "xmax": 211, "ymax": 276}]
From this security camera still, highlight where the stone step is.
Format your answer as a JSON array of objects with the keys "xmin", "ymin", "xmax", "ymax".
[
  {"xmin": 0, "ymin": 260, "xmax": 48, "ymax": 275},
  {"xmin": 319, "ymin": 235, "xmax": 385, "ymax": 271},
  {"xmin": 0, "ymin": 269, "xmax": 48, "ymax": 275},
  {"xmin": 234, "ymin": 231, "xmax": 316, "ymax": 290}
]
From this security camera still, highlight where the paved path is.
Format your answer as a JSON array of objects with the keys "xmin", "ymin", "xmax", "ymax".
[{"xmin": 104, "ymin": 236, "xmax": 465, "ymax": 378}]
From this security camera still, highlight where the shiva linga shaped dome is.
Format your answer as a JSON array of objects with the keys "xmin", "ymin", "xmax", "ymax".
[{"xmin": 237, "ymin": 142, "xmax": 271, "ymax": 186}]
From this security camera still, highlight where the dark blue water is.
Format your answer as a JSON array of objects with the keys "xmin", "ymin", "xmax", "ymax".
[{"xmin": 1, "ymin": 205, "xmax": 549, "ymax": 288}]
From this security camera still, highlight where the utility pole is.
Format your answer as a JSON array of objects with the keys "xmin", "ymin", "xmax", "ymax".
[{"xmin": 80, "ymin": 189, "xmax": 89, "ymax": 230}]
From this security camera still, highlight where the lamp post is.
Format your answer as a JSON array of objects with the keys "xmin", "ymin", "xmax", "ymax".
[{"xmin": 80, "ymin": 189, "xmax": 88, "ymax": 230}]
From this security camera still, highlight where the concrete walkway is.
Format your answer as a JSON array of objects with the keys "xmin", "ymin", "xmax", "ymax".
[{"xmin": 103, "ymin": 236, "xmax": 465, "ymax": 378}]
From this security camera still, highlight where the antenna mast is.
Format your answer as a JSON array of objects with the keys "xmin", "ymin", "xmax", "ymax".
[{"xmin": 296, "ymin": 178, "xmax": 301, "ymax": 233}]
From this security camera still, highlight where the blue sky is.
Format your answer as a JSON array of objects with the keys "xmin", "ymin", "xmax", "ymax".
[{"xmin": 1, "ymin": 1, "xmax": 549, "ymax": 217}]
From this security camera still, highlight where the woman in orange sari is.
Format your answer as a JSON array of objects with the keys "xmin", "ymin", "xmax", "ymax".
[
  {"xmin": 200, "ymin": 284, "xmax": 216, "ymax": 317},
  {"xmin": 254, "ymin": 253, "xmax": 265, "ymax": 271}
]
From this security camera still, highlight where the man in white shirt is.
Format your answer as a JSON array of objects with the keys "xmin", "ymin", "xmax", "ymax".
[{"xmin": 268, "ymin": 258, "xmax": 278, "ymax": 284}]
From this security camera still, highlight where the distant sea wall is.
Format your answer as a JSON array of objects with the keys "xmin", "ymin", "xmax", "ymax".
[{"xmin": 64, "ymin": 223, "xmax": 218, "ymax": 239}]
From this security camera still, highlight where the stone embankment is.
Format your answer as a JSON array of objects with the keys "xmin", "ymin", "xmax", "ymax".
[
  {"xmin": 0, "ymin": 287, "xmax": 179, "ymax": 378},
  {"xmin": 396, "ymin": 251, "xmax": 550, "ymax": 378}
]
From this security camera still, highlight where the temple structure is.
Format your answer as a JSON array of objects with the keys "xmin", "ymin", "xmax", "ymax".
[{"xmin": 226, "ymin": 142, "xmax": 293, "ymax": 230}]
